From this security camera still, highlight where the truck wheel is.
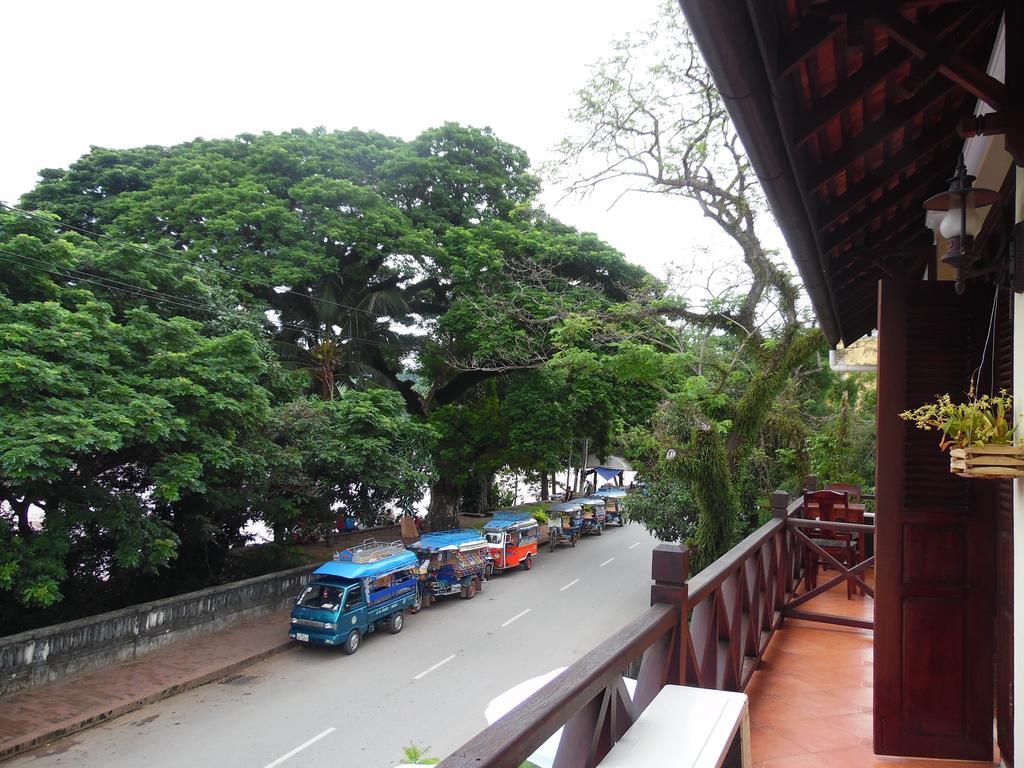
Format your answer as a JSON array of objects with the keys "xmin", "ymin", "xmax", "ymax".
[
  {"xmin": 387, "ymin": 611, "xmax": 404, "ymax": 634},
  {"xmin": 342, "ymin": 629, "xmax": 361, "ymax": 655},
  {"xmin": 463, "ymin": 578, "xmax": 478, "ymax": 599},
  {"xmin": 522, "ymin": 555, "xmax": 533, "ymax": 571},
  {"xmin": 410, "ymin": 591, "xmax": 423, "ymax": 614},
  {"xmin": 571, "ymin": 534, "xmax": 577, "ymax": 548}
]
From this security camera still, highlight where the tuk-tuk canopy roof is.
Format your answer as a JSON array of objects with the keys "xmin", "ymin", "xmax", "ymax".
[
  {"xmin": 547, "ymin": 500, "xmax": 583, "ymax": 513},
  {"xmin": 484, "ymin": 510, "xmax": 539, "ymax": 531},
  {"xmin": 409, "ymin": 529, "xmax": 487, "ymax": 552},
  {"xmin": 312, "ymin": 549, "xmax": 418, "ymax": 581},
  {"xmin": 577, "ymin": 496, "xmax": 606, "ymax": 506},
  {"xmin": 595, "ymin": 487, "xmax": 627, "ymax": 498}
]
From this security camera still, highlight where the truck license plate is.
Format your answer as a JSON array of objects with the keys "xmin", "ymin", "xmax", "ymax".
[{"xmin": 295, "ymin": 632, "xmax": 309, "ymax": 642}]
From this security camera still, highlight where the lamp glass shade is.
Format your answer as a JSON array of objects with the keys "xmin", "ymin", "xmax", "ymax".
[{"xmin": 938, "ymin": 198, "xmax": 982, "ymax": 240}]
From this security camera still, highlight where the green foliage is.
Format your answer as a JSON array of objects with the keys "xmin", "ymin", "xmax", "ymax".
[
  {"xmin": 531, "ymin": 510, "xmax": 549, "ymax": 524},
  {"xmin": 623, "ymin": 480, "xmax": 698, "ymax": 543},
  {"xmin": 807, "ymin": 375, "xmax": 876, "ymax": 490},
  {"xmin": 2, "ymin": 123, "xmax": 661, "ymax": 624},
  {"xmin": 401, "ymin": 744, "xmax": 441, "ymax": 765},
  {"xmin": 262, "ymin": 390, "xmax": 437, "ymax": 532}
]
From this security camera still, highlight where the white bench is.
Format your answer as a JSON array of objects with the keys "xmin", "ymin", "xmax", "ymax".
[{"xmin": 598, "ymin": 685, "xmax": 752, "ymax": 768}]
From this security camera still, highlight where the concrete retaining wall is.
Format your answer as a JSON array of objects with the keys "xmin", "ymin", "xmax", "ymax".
[{"xmin": 0, "ymin": 564, "xmax": 315, "ymax": 697}]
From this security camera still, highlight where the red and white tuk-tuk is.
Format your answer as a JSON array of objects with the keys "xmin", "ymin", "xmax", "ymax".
[{"xmin": 483, "ymin": 511, "xmax": 540, "ymax": 572}]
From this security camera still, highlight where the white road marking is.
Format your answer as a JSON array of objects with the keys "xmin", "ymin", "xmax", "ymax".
[
  {"xmin": 262, "ymin": 727, "xmax": 335, "ymax": 768},
  {"xmin": 628, "ymin": 542, "xmax": 640, "ymax": 550},
  {"xmin": 501, "ymin": 608, "xmax": 531, "ymax": 627},
  {"xmin": 560, "ymin": 579, "xmax": 579, "ymax": 591},
  {"xmin": 413, "ymin": 653, "xmax": 456, "ymax": 681},
  {"xmin": 600, "ymin": 557, "xmax": 615, "ymax": 567}
]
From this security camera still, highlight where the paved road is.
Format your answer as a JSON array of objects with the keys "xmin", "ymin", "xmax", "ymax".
[{"xmin": 13, "ymin": 525, "xmax": 664, "ymax": 768}]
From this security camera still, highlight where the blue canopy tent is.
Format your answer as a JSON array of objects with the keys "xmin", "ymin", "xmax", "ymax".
[{"xmin": 583, "ymin": 455, "xmax": 633, "ymax": 492}]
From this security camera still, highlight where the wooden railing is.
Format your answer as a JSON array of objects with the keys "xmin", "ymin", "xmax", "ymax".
[{"xmin": 438, "ymin": 489, "xmax": 873, "ymax": 768}]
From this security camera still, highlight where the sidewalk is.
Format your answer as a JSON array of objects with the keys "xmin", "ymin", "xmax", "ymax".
[{"xmin": 0, "ymin": 609, "xmax": 296, "ymax": 761}]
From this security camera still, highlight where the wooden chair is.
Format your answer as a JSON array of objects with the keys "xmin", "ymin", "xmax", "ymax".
[
  {"xmin": 803, "ymin": 489, "xmax": 859, "ymax": 599},
  {"xmin": 824, "ymin": 482, "xmax": 861, "ymax": 504}
]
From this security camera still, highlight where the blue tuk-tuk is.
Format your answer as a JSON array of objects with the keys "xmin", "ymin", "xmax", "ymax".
[
  {"xmin": 289, "ymin": 539, "xmax": 420, "ymax": 655},
  {"xmin": 595, "ymin": 487, "xmax": 627, "ymax": 526},
  {"xmin": 408, "ymin": 529, "xmax": 493, "ymax": 605},
  {"xmin": 546, "ymin": 500, "xmax": 584, "ymax": 551},
  {"xmin": 578, "ymin": 495, "xmax": 607, "ymax": 536}
]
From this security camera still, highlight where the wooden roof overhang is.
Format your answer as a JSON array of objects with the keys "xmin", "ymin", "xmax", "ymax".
[{"xmin": 677, "ymin": 0, "xmax": 1017, "ymax": 346}]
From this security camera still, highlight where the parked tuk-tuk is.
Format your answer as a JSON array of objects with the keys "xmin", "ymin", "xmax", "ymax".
[
  {"xmin": 289, "ymin": 539, "xmax": 420, "ymax": 655},
  {"xmin": 595, "ymin": 487, "xmax": 627, "ymax": 526},
  {"xmin": 546, "ymin": 500, "xmax": 583, "ymax": 551},
  {"xmin": 484, "ymin": 511, "xmax": 540, "ymax": 572},
  {"xmin": 579, "ymin": 496, "xmax": 607, "ymax": 536},
  {"xmin": 408, "ymin": 529, "xmax": 493, "ymax": 604}
]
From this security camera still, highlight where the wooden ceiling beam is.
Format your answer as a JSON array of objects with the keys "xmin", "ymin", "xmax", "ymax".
[
  {"xmin": 806, "ymin": 77, "xmax": 952, "ymax": 191},
  {"xmin": 791, "ymin": 7, "xmax": 973, "ymax": 148},
  {"xmin": 821, "ymin": 158, "xmax": 951, "ymax": 252},
  {"xmin": 776, "ymin": 19, "xmax": 844, "ymax": 79},
  {"xmin": 833, "ymin": 244, "xmax": 932, "ymax": 300},
  {"xmin": 815, "ymin": 124, "xmax": 955, "ymax": 230},
  {"xmin": 869, "ymin": 7, "xmax": 1009, "ymax": 110}
]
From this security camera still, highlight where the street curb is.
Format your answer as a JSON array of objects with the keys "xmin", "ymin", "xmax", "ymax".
[{"xmin": 0, "ymin": 639, "xmax": 297, "ymax": 762}]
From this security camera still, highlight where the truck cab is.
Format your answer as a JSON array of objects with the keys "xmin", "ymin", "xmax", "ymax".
[{"xmin": 289, "ymin": 539, "xmax": 420, "ymax": 654}]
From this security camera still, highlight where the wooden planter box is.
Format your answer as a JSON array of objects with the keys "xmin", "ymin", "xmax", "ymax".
[{"xmin": 949, "ymin": 444, "xmax": 1024, "ymax": 478}]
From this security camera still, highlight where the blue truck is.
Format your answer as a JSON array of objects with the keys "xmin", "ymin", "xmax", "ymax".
[
  {"xmin": 289, "ymin": 539, "xmax": 421, "ymax": 654},
  {"xmin": 408, "ymin": 529, "xmax": 493, "ymax": 605}
]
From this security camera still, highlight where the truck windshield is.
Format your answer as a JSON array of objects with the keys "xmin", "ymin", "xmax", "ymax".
[
  {"xmin": 485, "ymin": 532, "xmax": 503, "ymax": 545},
  {"xmin": 297, "ymin": 584, "xmax": 343, "ymax": 611}
]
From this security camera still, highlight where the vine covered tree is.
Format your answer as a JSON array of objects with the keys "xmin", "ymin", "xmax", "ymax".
[{"xmin": 552, "ymin": 0, "xmax": 824, "ymax": 568}]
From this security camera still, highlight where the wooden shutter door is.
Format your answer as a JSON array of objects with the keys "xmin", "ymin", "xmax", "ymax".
[{"xmin": 874, "ymin": 279, "xmax": 996, "ymax": 761}]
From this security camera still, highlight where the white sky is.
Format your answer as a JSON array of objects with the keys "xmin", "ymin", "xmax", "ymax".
[{"xmin": 0, "ymin": 0, "xmax": 783, "ymax": 281}]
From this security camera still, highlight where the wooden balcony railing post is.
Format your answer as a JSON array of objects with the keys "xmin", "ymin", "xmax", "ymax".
[
  {"xmin": 771, "ymin": 490, "xmax": 790, "ymax": 611},
  {"xmin": 805, "ymin": 474, "xmax": 819, "ymax": 492},
  {"xmin": 771, "ymin": 490, "xmax": 789, "ymax": 518},
  {"xmin": 650, "ymin": 543, "xmax": 689, "ymax": 688}
]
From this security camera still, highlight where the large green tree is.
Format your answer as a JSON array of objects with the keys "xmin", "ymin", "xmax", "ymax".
[
  {"xmin": 0, "ymin": 205, "xmax": 436, "ymax": 626},
  {"xmin": 18, "ymin": 124, "xmax": 654, "ymax": 530}
]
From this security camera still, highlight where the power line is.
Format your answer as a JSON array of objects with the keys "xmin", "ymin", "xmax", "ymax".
[
  {"xmin": 0, "ymin": 201, "xmax": 381, "ymax": 319},
  {"xmin": 0, "ymin": 246, "xmax": 395, "ymax": 348}
]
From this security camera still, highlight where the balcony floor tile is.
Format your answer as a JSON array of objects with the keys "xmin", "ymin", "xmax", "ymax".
[{"xmin": 747, "ymin": 568, "xmax": 998, "ymax": 768}]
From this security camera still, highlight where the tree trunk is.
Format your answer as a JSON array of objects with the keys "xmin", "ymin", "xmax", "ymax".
[
  {"xmin": 13, "ymin": 498, "xmax": 33, "ymax": 539},
  {"xmin": 540, "ymin": 471, "xmax": 549, "ymax": 501},
  {"xmin": 428, "ymin": 476, "xmax": 462, "ymax": 531}
]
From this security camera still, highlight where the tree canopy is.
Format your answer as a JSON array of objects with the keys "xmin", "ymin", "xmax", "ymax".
[{"xmin": 1, "ymin": 123, "xmax": 662, "ymax": 628}]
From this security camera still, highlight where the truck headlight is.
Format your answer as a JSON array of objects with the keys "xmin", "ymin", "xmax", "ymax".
[
  {"xmin": 290, "ymin": 617, "xmax": 297, "ymax": 624},
  {"xmin": 323, "ymin": 623, "xmax": 335, "ymax": 630}
]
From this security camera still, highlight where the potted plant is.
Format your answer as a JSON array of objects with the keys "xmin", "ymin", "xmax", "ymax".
[{"xmin": 900, "ymin": 390, "xmax": 1024, "ymax": 478}]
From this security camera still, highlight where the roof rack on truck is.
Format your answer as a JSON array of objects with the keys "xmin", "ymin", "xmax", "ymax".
[{"xmin": 334, "ymin": 538, "xmax": 406, "ymax": 563}]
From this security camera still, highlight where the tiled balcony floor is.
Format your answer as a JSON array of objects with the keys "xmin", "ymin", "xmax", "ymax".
[{"xmin": 745, "ymin": 568, "xmax": 998, "ymax": 767}]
